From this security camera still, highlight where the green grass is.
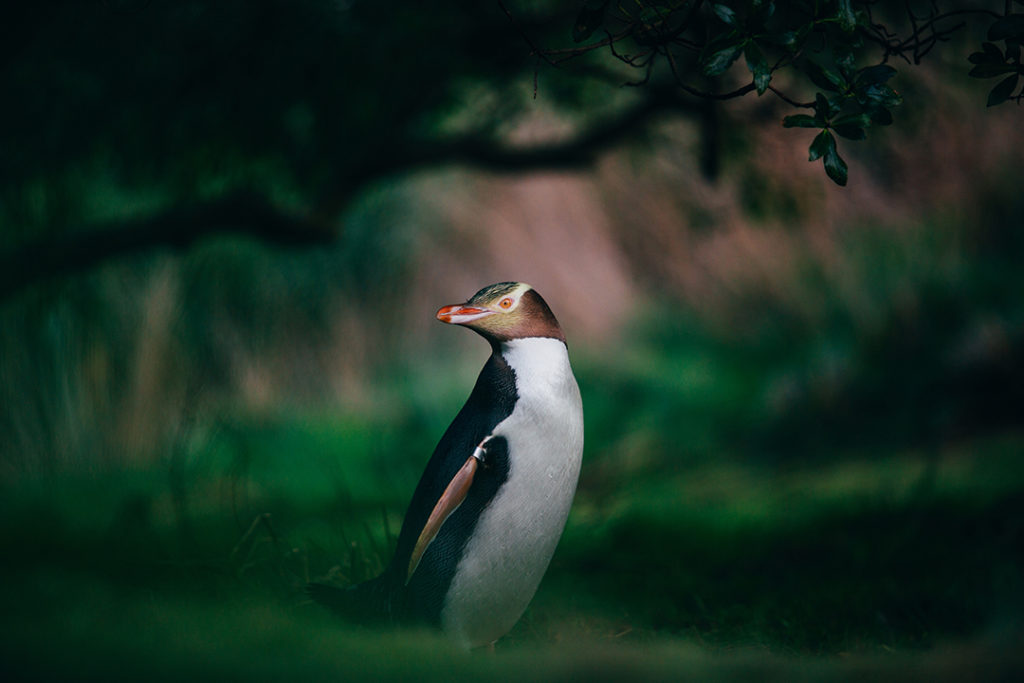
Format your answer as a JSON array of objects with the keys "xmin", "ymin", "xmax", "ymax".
[{"xmin": 2, "ymin": 413, "xmax": 1022, "ymax": 680}]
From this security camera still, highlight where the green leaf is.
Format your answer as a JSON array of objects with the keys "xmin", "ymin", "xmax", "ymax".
[
  {"xmin": 755, "ymin": 1, "xmax": 776, "ymax": 23},
  {"xmin": 745, "ymin": 43, "xmax": 771, "ymax": 95},
  {"xmin": 832, "ymin": 113, "xmax": 870, "ymax": 138},
  {"xmin": 773, "ymin": 30, "xmax": 799, "ymax": 48},
  {"xmin": 804, "ymin": 60, "xmax": 843, "ymax": 92},
  {"xmin": 783, "ymin": 114, "xmax": 818, "ymax": 128},
  {"xmin": 572, "ymin": 0, "xmax": 609, "ymax": 43},
  {"xmin": 703, "ymin": 39, "xmax": 745, "ymax": 76},
  {"xmin": 987, "ymin": 74, "xmax": 1020, "ymax": 106},
  {"xmin": 862, "ymin": 84, "xmax": 902, "ymax": 107},
  {"xmin": 833, "ymin": 112, "xmax": 870, "ymax": 126},
  {"xmin": 833, "ymin": 124, "xmax": 866, "ymax": 140},
  {"xmin": 823, "ymin": 145, "xmax": 849, "ymax": 186},
  {"xmin": 809, "ymin": 129, "xmax": 834, "ymax": 162},
  {"xmin": 855, "ymin": 64, "xmax": 896, "ymax": 87},
  {"xmin": 769, "ymin": 24, "xmax": 811, "ymax": 51},
  {"xmin": 712, "ymin": 3, "xmax": 739, "ymax": 27},
  {"xmin": 837, "ymin": 0, "xmax": 857, "ymax": 32},
  {"xmin": 813, "ymin": 92, "xmax": 835, "ymax": 121},
  {"xmin": 836, "ymin": 48, "xmax": 856, "ymax": 73}
]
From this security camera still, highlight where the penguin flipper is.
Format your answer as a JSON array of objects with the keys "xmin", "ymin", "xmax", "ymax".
[{"xmin": 406, "ymin": 451, "xmax": 483, "ymax": 583}]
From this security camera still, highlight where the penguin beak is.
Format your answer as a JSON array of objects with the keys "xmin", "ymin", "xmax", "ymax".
[{"xmin": 436, "ymin": 304, "xmax": 495, "ymax": 325}]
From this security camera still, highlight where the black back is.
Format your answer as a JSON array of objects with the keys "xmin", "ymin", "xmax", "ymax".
[{"xmin": 385, "ymin": 350, "xmax": 517, "ymax": 623}]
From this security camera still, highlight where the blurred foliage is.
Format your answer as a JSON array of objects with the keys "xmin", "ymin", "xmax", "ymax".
[
  {"xmin": 0, "ymin": 0, "xmax": 584, "ymax": 252},
  {"xmin": 968, "ymin": 12, "xmax": 1024, "ymax": 105},
  {"xmin": 0, "ymin": 180, "xmax": 424, "ymax": 476},
  {"xmin": 581, "ymin": 190, "xmax": 1024, "ymax": 466},
  {"xmin": 3, "ymin": 191, "xmax": 1024, "ymax": 675}
]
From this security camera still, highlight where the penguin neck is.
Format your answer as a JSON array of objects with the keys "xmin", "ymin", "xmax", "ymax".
[{"xmin": 495, "ymin": 337, "xmax": 574, "ymax": 397}]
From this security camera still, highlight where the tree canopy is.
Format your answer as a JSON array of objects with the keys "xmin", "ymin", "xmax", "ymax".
[
  {"xmin": 1, "ymin": 1, "xmax": 1020, "ymax": 298},
  {"xmin": 524, "ymin": 0, "xmax": 1024, "ymax": 185}
]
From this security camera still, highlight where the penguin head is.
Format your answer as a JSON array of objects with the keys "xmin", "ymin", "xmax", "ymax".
[{"xmin": 436, "ymin": 282, "xmax": 566, "ymax": 344}]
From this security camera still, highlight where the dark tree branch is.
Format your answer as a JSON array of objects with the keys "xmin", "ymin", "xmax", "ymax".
[
  {"xmin": 5, "ymin": 91, "xmax": 697, "ymax": 300},
  {"xmin": 314, "ymin": 88, "xmax": 698, "ymax": 218},
  {"xmin": 0, "ymin": 191, "xmax": 333, "ymax": 302}
]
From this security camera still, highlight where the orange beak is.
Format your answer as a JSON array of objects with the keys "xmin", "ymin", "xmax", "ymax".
[{"xmin": 436, "ymin": 304, "xmax": 495, "ymax": 325}]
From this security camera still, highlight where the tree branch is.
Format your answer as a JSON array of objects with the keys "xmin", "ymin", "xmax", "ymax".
[
  {"xmin": 5, "ymin": 90, "xmax": 697, "ymax": 300},
  {"xmin": 0, "ymin": 191, "xmax": 333, "ymax": 302},
  {"xmin": 420, "ymin": 91, "xmax": 693, "ymax": 170},
  {"xmin": 315, "ymin": 88, "xmax": 698, "ymax": 217}
]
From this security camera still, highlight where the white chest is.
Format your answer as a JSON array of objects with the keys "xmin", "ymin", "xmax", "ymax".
[{"xmin": 440, "ymin": 338, "xmax": 584, "ymax": 648}]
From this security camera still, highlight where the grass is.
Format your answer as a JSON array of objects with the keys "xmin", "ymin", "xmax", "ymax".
[{"xmin": 2, "ymin": 408, "xmax": 1022, "ymax": 680}]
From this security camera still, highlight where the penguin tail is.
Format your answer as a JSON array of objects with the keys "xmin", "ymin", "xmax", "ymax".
[{"xmin": 307, "ymin": 574, "xmax": 394, "ymax": 624}]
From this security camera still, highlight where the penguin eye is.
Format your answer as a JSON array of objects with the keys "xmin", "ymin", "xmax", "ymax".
[{"xmin": 499, "ymin": 297, "xmax": 514, "ymax": 309}]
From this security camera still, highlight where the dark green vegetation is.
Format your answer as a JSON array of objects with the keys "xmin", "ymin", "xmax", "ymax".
[
  {"xmin": 4, "ymin": 200, "xmax": 1024, "ymax": 679},
  {"xmin": 2, "ymin": 1, "xmax": 1021, "ymax": 300},
  {"xmin": 3, "ymin": 432, "xmax": 1023, "ymax": 680}
]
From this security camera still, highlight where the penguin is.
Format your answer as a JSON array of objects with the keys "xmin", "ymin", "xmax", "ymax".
[{"xmin": 309, "ymin": 282, "xmax": 584, "ymax": 649}]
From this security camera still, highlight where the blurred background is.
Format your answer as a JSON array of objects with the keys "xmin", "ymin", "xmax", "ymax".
[{"xmin": 1, "ymin": 1, "xmax": 1022, "ymax": 679}]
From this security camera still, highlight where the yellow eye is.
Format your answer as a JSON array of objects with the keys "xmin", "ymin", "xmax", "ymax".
[{"xmin": 499, "ymin": 297, "xmax": 513, "ymax": 309}]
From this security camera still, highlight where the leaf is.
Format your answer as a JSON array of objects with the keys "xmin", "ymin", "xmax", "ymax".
[
  {"xmin": 988, "ymin": 15, "xmax": 1024, "ymax": 42},
  {"xmin": 969, "ymin": 42, "xmax": 1003, "ymax": 64},
  {"xmin": 862, "ymin": 84, "xmax": 902, "ymax": 107},
  {"xmin": 969, "ymin": 63, "xmax": 1018, "ymax": 78},
  {"xmin": 837, "ymin": 0, "xmax": 857, "ymax": 32},
  {"xmin": 804, "ymin": 60, "xmax": 843, "ymax": 92},
  {"xmin": 638, "ymin": 6, "xmax": 668, "ymax": 26},
  {"xmin": 984, "ymin": 41, "xmax": 1005, "ymax": 60},
  {"xmin": 773, "ymin": 30, "xmax": 799, "ymax": 48},
  {"xmin": 703, "ymin": 39, "xmax": 745, "ymax": 76},
  {"xmin": 836, "ymin": 48, "xmax": 857, "ymax": 73},
  {"xmin": 814, "ymin": 92, "xmax": 836, "ymax": 121},
  {"xmin": 833, "ymin": 124, "xmax": 866, "ymax": 140},
  {"xmin": 823, "ymin": 145, "xmax": 849, "ymax": 186},
  {"xmin": 745, "ymin": 43, "xmax": 771, "ymax": 95},
  {"xmin": 855, "ymin": 64, "xmax": 896, "ymax": 87},
  {"xmin": 712, "ymin": 3, "xmax": 740, "ymax": 28},
  {"xmin": 987, "ymin": 74, "xmax": 1020, "ymax": 106},
  {"xmin": 572, "ymin": 0, "xmax": 609, "ymax": 43},
  {"xmin": 809, "ymin": 129, "xmax": 834, "ymax": 162},
  {"xmin": 831, "ymin": 112, "xmax": 868, "ymax": 141},
  {"xmin": 756, "ymin": 1, "xmax": 776, "ymax": 23},
  {"xmin": 783, "ymin": 114, "xmax": 818, "ymax": 128},
  {"xmin": 833, "ymin": 112, "xmax": 869, "ymax": 126},
  {"xmin": 769, "ymin": 23, "xmax": 811, "ymax": 51}
]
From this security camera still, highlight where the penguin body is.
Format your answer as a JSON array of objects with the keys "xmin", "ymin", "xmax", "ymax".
[
  {"xmin": 440, "ymin": 336, "xmax": 583, "ymax": 646},
  {"xmin": 310, "ymin": 282, "xmax": 584, "ymax": 649}
]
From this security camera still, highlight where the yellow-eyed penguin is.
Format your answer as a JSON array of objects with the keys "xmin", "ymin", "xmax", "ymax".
[{"xmin": 310, "ymin": 282, "xmax": 584, "ymax": 649}]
